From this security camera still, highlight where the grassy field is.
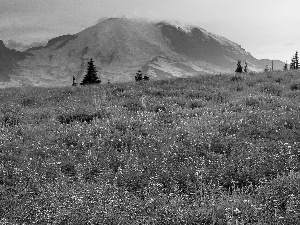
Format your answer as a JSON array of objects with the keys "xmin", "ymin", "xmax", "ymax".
[{"xmin": 1, "ymin": 70, "xmax": 300, "ymax": 224}]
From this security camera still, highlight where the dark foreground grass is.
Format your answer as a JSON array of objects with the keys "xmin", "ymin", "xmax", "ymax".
[{"xmin": 1, "ymin": 70, "xmax": 300, "ymax": 224}]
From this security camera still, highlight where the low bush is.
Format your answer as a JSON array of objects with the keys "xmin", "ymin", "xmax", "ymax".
[
  {"xmin": 187, "ymin": 100, "xmax": 204, "ymax": 109},
  {"xmin": 122, "ymin": 99, "xmax": 145, "ymax": 111},
  {"xmin": 0, "ymin": 114, "xmax": 20, "ymax": 127},
  {"xmin": 258, "ymin": 83, "xmax": 282, "ymax": 96},
  {"xmin": 290, "ymin": 82, "xmax": 300, "ymax": 90},
  {"xmin": 229, "ymin": 75, "xmax": 243, "ymax": 81}
]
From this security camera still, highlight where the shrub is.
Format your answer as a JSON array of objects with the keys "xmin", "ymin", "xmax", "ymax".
[
  {"xmin": 210, "ymin": 136, "xmax": 233, "ymax": 156},
  {"xmin": 60, "ymin": 163, "xmax": 77, "ymax": 178},
  {"xmin": 187, "ymin": 100, "xmax": 204, "ymax": 109},
  {"xmin": 0, "ymin": 114, "xmax": 20, "ymax": 127},
  {"xmin": 274, "ymin": 77, "xmax": 283, "ymax": 83},
  {"xmin": 229, "ymin": 75, "xmax": 243, "ymax": 82},
  {"xmin": 258, "ymin": 83, "xmax": 282, "ymax": 96},
  {"xmin": 112, "ymin": 87, "xmax": 125, "ymax": 94},
  {"xmin": 57, "ymin": 113, "xmax": 94, "ymax": 124},
  {"xmin": 245, "ymin": 96, "xmax": 261, "ymax": 108},
  {"xmin": 122, "ymin": 99, "xmax": 144, "ymax": 111},
  {"xmin": 56, "ymin": 109, "xmax": 107, "ymax": 124},
  {"xmin": 213, "ymin": 91, "xmax": 229, "ymax": 103},
  {"xmin": 151, "ymin": 105, "xmax": 167, "ymax": 113},
  {"xmin": 290, "ymin": 82, "xmax": 300, "ymax": 90},
  {"xmin": 20, "ymin": 96, "xmax": 39, "ymax": 107},
  {"xmin": 83, "ymin": 167, "xmax": 102, "ymax": 182}
]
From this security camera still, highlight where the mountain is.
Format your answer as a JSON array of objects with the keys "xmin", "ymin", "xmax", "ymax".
[
  {"xmin": 0, "ymin": 40, "xmax": 32, "ymax": 82},
  {"xmin": 0, "ymin": 18, "xmax": 284, "ymax": 87}
]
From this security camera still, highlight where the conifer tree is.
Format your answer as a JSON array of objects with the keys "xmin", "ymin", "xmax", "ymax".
[
  {"xmin": 72, "ymin": 75, "xmax": 77, "ymax": 86},
  {"xmin": 283, "ymin": 61, "xmax": 288, "ymax": 71},
  {"xmin": 265, "ymin": 65, "xmax": 269, "ymax": 72},
  {"xmin": 290, "ymin": 52, "xmax": 299, "ymax": 70},
  {"xmin": 235, "ymin": 60, "xmax": 243, "ymax": 73},
  {"xmin": 135, "ymin": 70, "xmax": 143, "ymax": 81},
  {"xmin": 290, "ymin": 56, "xmax": 296, "ymax": 70},
  {"xmin": 295, "ymin": 51, "xmax": 299, "ymax": 69},
  {"xmin": 244, "ymin": 61, "xmax": 248, "ymax": 73},
  {"xmin": 80, "ymin": 58, "xmax": 101, "ymax": 85}
]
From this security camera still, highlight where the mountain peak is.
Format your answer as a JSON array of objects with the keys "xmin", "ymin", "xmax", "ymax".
[{"xmin": 0, "ymin": 18, "xmax": 284, "ymax": 87}]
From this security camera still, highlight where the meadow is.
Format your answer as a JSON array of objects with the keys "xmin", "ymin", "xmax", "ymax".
[{"xmin": 1, "ymin": 70, "xmax": 300, "ymax": 224}]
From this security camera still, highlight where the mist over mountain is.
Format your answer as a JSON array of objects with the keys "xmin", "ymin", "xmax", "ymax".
[
  {"xmin": 0, "ymin": 40, "xmax": 33, "ymax": 82},
  {"xmin": 0, "ymin": 18, "xmax": 284, "ymax": 87}
]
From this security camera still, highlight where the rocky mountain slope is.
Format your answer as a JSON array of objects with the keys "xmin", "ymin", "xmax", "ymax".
[
  {"xmin": 0, "ymin": 18, "xmax": 284, "ymax": 87},
  {"xmin": 0, "ymin": 40, "xmax": 32, "ymax": 82}
]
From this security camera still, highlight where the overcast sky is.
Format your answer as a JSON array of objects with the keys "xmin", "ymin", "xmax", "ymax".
[{"xmin": 1, "ymin": 0, "xmax": 299, "ymax": 61}]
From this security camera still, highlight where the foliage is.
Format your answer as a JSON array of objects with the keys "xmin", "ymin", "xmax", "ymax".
[
  {"xmin": 235, "ymin": 60, "xmax": 243, "ymax": 73},
  {"xmin": 290, "ymin": 51, "xmax": 299, "ymax": 70},
  {"xmin": 1, "ymin": 70, "xmax": 300, "ymax": 224},
  {"xmin": 244, "ymin": 61, "xmax": 248, "ymax": 73},
  {"xmin": 135, "ymin": 70, "xmax": 143, "ymax": 81},
  {"xmin": 135, "ymin": 70, "xmax": 149, "ymax": 82},
  {"xmin": 80, "ymin": 58, "xmax": 101, "ymax": 85}
]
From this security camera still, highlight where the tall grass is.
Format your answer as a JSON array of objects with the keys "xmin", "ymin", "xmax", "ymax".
[{"xmin": 1, "ymin": 70, "xmax": 300, "ymax": 224}]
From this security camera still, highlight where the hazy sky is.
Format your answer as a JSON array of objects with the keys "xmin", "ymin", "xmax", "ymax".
[{"xmin": 1, "ymin": 0, "xmax": 299, "ymax": 61}]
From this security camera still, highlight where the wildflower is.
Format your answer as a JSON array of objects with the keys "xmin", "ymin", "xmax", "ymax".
[{"xmin": 233, "ymin": 208, "xmax": 241, "ymax": 215}]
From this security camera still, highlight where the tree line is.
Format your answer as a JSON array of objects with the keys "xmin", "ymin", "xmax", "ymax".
[
  {"xmin": 72, "ymin": 58, "xmax": 149, "ymax": 86},
  {"xmin": 235, "ymin": 60, "xmax": 248, "ymax": 73},
  {"xmin": 76, "ymin": 51, "xmax": 300, "ymax": 85},
  {"xmin": 235, "ymin": 51, "xmax": 299, "ymax": 73},
  {"xmin": 289, "ymin": 51, "xmax": 299, "ymax": 70}
]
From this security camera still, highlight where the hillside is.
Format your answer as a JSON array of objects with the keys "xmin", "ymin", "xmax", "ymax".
[
  {"xmin": 0, "ymin": 18, "xmax": 284, "ymax": 87},
  {"xmin": 0, "ymin": 40, "xmax": 32, "ymax": 82},
  {"xmin": 1, "ymin": 70, "xmax": 300, "ymax": 223}
]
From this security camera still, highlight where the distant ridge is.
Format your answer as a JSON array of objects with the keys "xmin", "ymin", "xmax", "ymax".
[
  {"xmin": 0, "ymin": 40, "xmax": 32, "ymax": 82},
  {"xmin": 0, "ymin": 17, "xmax": 285, "ymax": 87}
]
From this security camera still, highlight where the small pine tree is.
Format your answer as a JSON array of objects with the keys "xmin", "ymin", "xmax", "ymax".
[
  {"xmin": 290, "ymin": 57, "xmax": 295, "ymax": 70},
  {"xmin": 135, "ymin": 70, "xmax": 143, "ymax": 82},
  {"xmin": 143, "ymin": 75, "xmax": 149, "ymax": 81},
  {"xmin": 80, "ymin": 58, "xmax": 101, "ymax": 85},
  {"xmin": 72, "ymin": 76, "xmax": 77, "ymax": 86},
  {"xmin": 265, "ymin": 65, "xmax": 269, "ymax": 72},
  {"xmin": 283, "ymin": 61, "xmax": 288, "ymax": 71},
  {"xmin": 235, "ymin": 60, "xmax": 243, "ymax": 73},
  {"xmin": 244, "ymin": 61, "xmax": 248, "ymax": 73},
  {"xmin": 295, "ymin": 51, "xmax": 299, "ymax": 69}
]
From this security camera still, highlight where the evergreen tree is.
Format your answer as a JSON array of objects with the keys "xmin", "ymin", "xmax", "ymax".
[
  {"xmin": 143, "ymin": 75, "xmax": 149, "ymax": 81},
  {"xmin": 265, "ymin": 65, "xmax": 269, "ymax": 72},
  {"xmin": 290, "ymin": 52, "xmax": 299, "ymax": 70},
  {"xmin": 235, "ymin": 60, "xmax": 243, "ymax": 73},
  {"xmin": 295, "ymin": 51, "xmax": 299, "ymax": 69},
  {"xmin": 80, "ymin": 58, "xmax": 101, "ymax": 85},
  {"xmin": 283, "ymin": 61, "xmax": 288, "ymax": 71},
  {"xmin": 72, "ymin": 75, "xmax": 77, "ymax": 86},
  {"xmin": 244, "ymin": 61, "xmax": 248, "ymax": 73},
  {"xmin": 290, "ymin": 56, "xmax": 296, "ymax": 70},
  {"xmin": 135, "ymin": 70, "xmax": 143, "ymax": 82},
  {"xmin": 271, "ymin": 60, "xmax": 274, "ymax": 71}
]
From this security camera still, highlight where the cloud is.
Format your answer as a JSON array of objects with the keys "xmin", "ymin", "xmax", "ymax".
[{"xmin": 5, "ymin": 39, "xmax": 46, "ymax": 51}]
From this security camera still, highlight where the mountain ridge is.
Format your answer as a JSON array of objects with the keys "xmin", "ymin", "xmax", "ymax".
[{"xmin": 0, "ymin": 17, "xmax": 285, "ymax": 87}]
